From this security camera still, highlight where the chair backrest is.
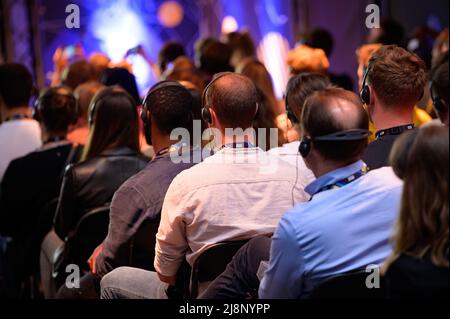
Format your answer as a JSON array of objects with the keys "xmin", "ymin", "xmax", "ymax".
[
  {"xmin": 68, "ymin": 205, "xmax": 110, "ymax": 270},
  {"xmin": 189, "ymin": 240, "xmax": 249, "ymax": 299},
  {"xmin": 129, "ymin": 214, "xmax": 161, "ymax": 271},
  {"xmin": 310, "ymin": 270, "xmax": 385, "ymax": 299}
]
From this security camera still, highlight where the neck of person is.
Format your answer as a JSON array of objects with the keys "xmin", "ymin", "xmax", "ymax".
[
  {"xmin": 220, "ymin": 127, "xmax": 255, "ymax": 148},
  {"xmin": 42, "ymin": 129, "xmax": 68, "ymax": 144},
  {"xmin": 371, "ymin": 103, "xmax": 414, "ymax": 131},
  {"xmin": 152, "ymin": 134, "xmax": 177, "ymax": 156},
  {"xmin": 1, "ymin": 105, "xmax": 32, "ymax": 121},
  {"xmin": 312, "ymin": 157, "xmax": 361, "ymax": 179}
]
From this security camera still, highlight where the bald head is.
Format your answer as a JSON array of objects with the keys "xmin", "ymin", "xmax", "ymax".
[
  {"xmin": 206, "ymin": 73, "xmax": 258, "ymax": 128},
  {"xmin": 302, "ymin": 88, "xmax": 369, "ymax": 162}
]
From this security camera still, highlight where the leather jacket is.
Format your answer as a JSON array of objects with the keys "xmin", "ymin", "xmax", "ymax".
[{"xmin": 54, "ymin": 147, "xmax": 148, "ymax": 240}]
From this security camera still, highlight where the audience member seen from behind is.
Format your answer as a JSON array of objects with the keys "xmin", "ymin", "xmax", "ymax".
[
  {"xmin": 0, "ymin": 87, "xmax": 81, "ymax": 297},
  {"xmin": 53, "ymin": 86, "xmax": 148, "ymax": 243},
  {"xmin": 198, "ymin": 40, "xmax": 234, "ymax": 82},
  {"xmin": 300, "ymin": 28, "xmax": 353, "ymax": 91},
  {"xmin": 225, "ymin": 31, "xmax": 257, "ymax": 72},
  {"xmin": 100, "ymin": 73, "xmax": 310, "ymax": 300},
  {"xmin": 356, "ymin": 43, "xmax": 431, "ymax": 132},
  {"xmin": 62, "ymin": 59, "xmax": 96, "ymax": 91},
  {"xmin": 68, "ymin": 82, "xmax": 105, "ymax": 145},
  {"xmin": 200, "ymin": 88, "xmax": 403, "ymax": 299},
  {"xmin": 361, "ymin": 45, "xmax": 428, "ymax": 169},
  {"xmin": 268, "ymin": 73, "xmax": 332, "ymax": 184},
  {"xmin": 238, "ymin": 61, "xmax": 285, "ymax": 150},
  {"xmin": 101, "ymin": 68, "xmax": 141, "ymax": 107},
  {"xmin": 0, "ymin": 63, "xmax": 41, "ymax": 181},
  {"xmin": 384, "ymin": 125, "xmax": 449, "ymax": 298},
  {"xmin": 55, "ymin": 81, "xmax": 201, "ymax": 299},
  {"xmin": 429, "ymin": 52, "xmax": 449, "ymax": 126}
]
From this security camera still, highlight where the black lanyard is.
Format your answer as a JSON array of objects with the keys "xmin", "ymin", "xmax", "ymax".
[
  {"xmin": 44, "ymin": 136, "xmax": 66, "ymax": 145},
  {"xmin": 315, "ymin": 168, "xmax": 368, "ymax": 196},
  {"xmin": 4, "ymin": 114, "xmax": 30, "ymax": 122},
  {"xmin": 375, "ymin": 124, "xmax": 415, "ymax": 139},
  {"xmin": 220, "ymin": 142, "xmax": 254, "ymax": 150}
]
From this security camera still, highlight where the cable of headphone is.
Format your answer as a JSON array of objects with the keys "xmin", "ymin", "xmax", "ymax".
[{"xmin": 291, "ymin": 149, "xmax": 300, "ymax": 207}]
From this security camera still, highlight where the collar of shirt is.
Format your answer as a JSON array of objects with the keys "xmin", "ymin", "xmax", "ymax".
[{"xmin": 305, "ymin": 160, "xmax": 366, "ymax": 196}]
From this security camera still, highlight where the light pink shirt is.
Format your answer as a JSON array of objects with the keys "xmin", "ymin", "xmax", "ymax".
[{"xmin": 155, "ymin": 146, "xmax": 310, "ymax": 277}]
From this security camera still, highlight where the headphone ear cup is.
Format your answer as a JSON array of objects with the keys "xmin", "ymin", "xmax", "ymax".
[
  {"xmin": 360, "ymin": 86, "xmax": 370, "ymax": 105},
  {"xmin": 201, "ymin": 107, "xmax": 212, "ymax": 125},
  {"xmin": 299, "ymin": 140, "xmax": 311, "ymax": 158},
  {"xmin": 433, "ymin": 99, "xmax": 447, "ymax": 113}
]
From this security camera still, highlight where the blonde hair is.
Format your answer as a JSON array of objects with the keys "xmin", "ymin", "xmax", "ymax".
[
  {"xmin": 287, "ymin": 44, "xmax": 330, "ymax": 74},
  {"xmin": 356, "ymin": 43, "xmax": 382, "ymax": 67},
  {"xmin": 384, "ymin": 125, "xmax": 449, "ymax": 272}
]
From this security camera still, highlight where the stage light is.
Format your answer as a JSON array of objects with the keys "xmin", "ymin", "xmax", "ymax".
[
  {"xmin": 221, "ymin": 15, "xmax": 239, "ymax": 34},
  {"xmin": 90, "ymin": 0, "xmax": 160, "ymax": 95},
  {"xmin": 158, "ymin": 1, "xmax": 184, "ymax": 28},
  {"xmin": 257, "ymin": 32, "xmax": 290, "ymax": 100}
]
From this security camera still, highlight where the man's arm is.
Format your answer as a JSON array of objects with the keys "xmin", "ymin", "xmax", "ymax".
[
  {"xmin": 154, "ymin": 177, "xmax": 191, "ymax": 283},
  {"xmin": 94, "ymin": 185, "xmax": 147, "ymax": 277},
  {"xmin": 258, "ymin": 215, "xmax": 304, "ymax": 299}
]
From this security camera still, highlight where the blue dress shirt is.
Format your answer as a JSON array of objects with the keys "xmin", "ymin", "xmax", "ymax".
[{"xmin": 259, "ymin": 161, "xmax": 403, "ymax": 299}]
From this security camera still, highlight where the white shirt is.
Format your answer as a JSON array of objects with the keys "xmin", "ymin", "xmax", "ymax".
[
  {"xmin": 0, "ymin": 119, "xmax": 42, "ymax": 181},
  {"xmin": 155, "ymin": 146, "xmax": 310, "ymax": 277},
  {"xmin": 268, "ymin": 141, "xmax": 316, "ymax": 185}
]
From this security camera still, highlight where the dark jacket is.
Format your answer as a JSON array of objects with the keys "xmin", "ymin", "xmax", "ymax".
[
  {"xmin": 0, "ymin": 141, "xmax": 81, "ymax": 279},
  {"xmin": 54, "ymin": 147, "xmax": 148, "ymax": 240},
  {"xmin": 385, "ymin": 254, "xmax": 449, "ymax": 299}
]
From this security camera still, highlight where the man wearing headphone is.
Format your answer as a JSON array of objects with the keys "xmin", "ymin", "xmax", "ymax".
[
  {"xmin": 361, "ymin": 45, "xmax": 428, "ymax": 170},
  {"xmin": 429, "ymin": 52, "xmax": 449, "ymax": 127},
  {"xmin": 101, "ymin": 73, "xmax": 309, "ymax": 299},
  {"xmin": 0, "ymin": 86, "xmax": 81, "ymax": 296},
  {"xmin": 198, "ymin": 88, "xmax": 403, "ymax": 299}
]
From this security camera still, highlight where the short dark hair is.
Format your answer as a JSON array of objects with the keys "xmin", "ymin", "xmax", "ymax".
[
  {"xmin": 207, "ymin": 73, "xmax": 257, "ymax": 128},
  {"xmin": 226, "ymin": 31, "xmax": 256, "ymax": 58},
  {"xmin": 158, "ymin": 42, "xmax": 185, "ymax": 73},
  {"xmin": 200, "ymin": 41, "xmax": 233, "ymax": 75},
  {"xmin": 286, "ymin": 73, "xmax": 332, "ymax": 122},
  {"xmin": 430, "ymin": 51, "xmax": 449, "ymax": 106},
  {"xmin": 36, "ymin": 87, "xmax": 77, "ymax": 132},
  {"xmin": 302, "ymin": 88, "xmax": 369, "ymax": 162},
  {"xmin": 0, "ymin": 63, "xmax": 33, "ymax": 109},
  {"xmin": 62, "ymin": 60, "xmax": 95, "ymax": 91},
  {"xmin": 145, "ymin": 83, "xmax": 194, "ymax": 135},
  {"xmin": 368, "ymin": 45, "xmax": 427, "ymax": 108},
  {"xmin": 305, "ymin": 28, "xmax": 334, "ymax": 57},
  {"xmin": 101, "ymin": 67, "xmax": 140, "ymax": 106}
]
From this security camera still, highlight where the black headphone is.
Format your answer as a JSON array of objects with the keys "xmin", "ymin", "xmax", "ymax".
[
  {"xmin": 430, "ymin": 83, "xmax": 448, "ymax": 113},
  {"xmin": 299, "ymin": 129, "xmax": 372, "ymax": 158},
  {"xmin": 361, "ymin": 58, "xmax": 425, "ymax": 106},
  {"xmin": 429, "ymin": 54, "xmax": 449, "ymax": 114},
  {"xmin": 88, "ymin": 87, "xmax": 136, "ymax": 127},
  {"xmin": 360, "ymin": 66, "xmax": 371, "ymax": 106},
  {"xmin": 201, "ymin": 72, "xmax": 234, "ymax": 125},
  {"xmin": 33, "ymin": 87, "xmax": 78, "ymax": 125},
  {"xmin": 141, "ymin": 81, "xmax": 188, "ymax": 145}
]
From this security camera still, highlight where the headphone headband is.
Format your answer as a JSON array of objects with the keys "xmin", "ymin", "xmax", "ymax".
[
  {"xmin": 141, "ymin": 80, "xmax": 193, "ymax": 146},
  {"xmin": 34, "ymin": 87, "xmax": 78, "ymax": 124},
  {"xmin": 142, "ymin": 81, "xmax": 186, "ymax": 111},
  {"xmin": 201, "ymin": 72, "xmax": 234, "ymax": 124},
  {"xmin": 313, "ymin": 129, "xmax": 372, "ymax": 141},
  {"xmin": 299, "ymin": 129, "xmax": 371, "ymax": 158}
]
